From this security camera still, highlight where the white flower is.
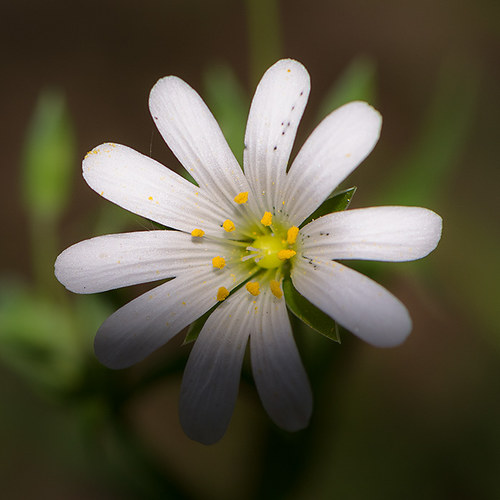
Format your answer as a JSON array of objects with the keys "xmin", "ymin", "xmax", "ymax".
[{"xmin": 55, "ymin": 59, "xmax": 442, "ymax": 444}]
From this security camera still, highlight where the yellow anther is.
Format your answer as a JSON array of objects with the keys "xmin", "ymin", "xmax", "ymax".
[
  {"xmin": 191, "ymin": 228, "xmax": 205, "ymax": 237},
  {"xmin": 222, "ymin": 219, "xmax": 236, "ymax": 232},
  {"xmin": 270, "ymin": 280, "xmax": 283, "ymax": 299},
  {"xmin": 217, "ymin": 287, "xmax": 229, "ymax": 301},
  {"xmin": 277, "ymin": 249, "xmax": 296, "ymax": 260},
  {"xmin": 234, "ymin": 191, "xmax": 248, "ymax": 204},
  {"xmin": 287, "ymin": 226, "xmax": 299, "ymax": 245},
  {"xmin": 212, "ymin": 256, "xmax": 226, "ymax": 269},
  {"xmin": 246, "ymin": 281, "xmax": 260, "ymax": 296},
  {"xmin": 261, "ymin": 211, "xmax": 273, "ymax": 226}
]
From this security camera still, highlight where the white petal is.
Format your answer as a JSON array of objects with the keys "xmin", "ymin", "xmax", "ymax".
[
  {"xmin": 292, "ymin": 257, "xmax": 411, "ymax": 347},
  {"xmin": 83, "ymin": 143, "xmax": 231, "ymax": 235},
  {"xmin": 300, "ymin": 206, "xmax": 443, "ymax": 262},
  {"xmin": 250, "ymin": 288, "xmax": 312, "ymax": 431},
  {"xmin": 55, "ymin": 230, "xmax": 235, "ymax": 293},
  {"xmin": 179, "ymin": 287, "xmax": 255, "ymax": 444},
  {"xmin": 244, "ymin": 59, "xmax": 310, "ymax": 217},
  {"xmin": 149, "ymin": 76, "xmax": 252, "ymax": 211},
  {"xmin": 94, "ymin": 265, "xmax": 246, "ymax": 369},
  {"xmin": 285, "ymin": 102, "xmax": 382, "ymax": 225}
]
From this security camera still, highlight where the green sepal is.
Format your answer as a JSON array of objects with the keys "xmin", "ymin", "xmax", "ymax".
[
  {"xmin": 179, "ymin": 168, "xmax": 197, "ymax": 186},
  {"xmin": 183, "ymin": 306, "xmax": 216, "ymax": 345},
  {"xmin": 283, "ymin": 278, "xmax": 341, "ymax": 343},
  {"xmin": 300, "ymin": 187, "xmax": 356, "ymax": 228}
]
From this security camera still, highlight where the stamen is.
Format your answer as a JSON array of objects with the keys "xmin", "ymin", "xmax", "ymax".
[
  {"xmin": 277, "ymin": 249, "xmax": 296, "ymax": 260},
  {"xmin": 191, "ymin": 228, "xmax": 205, "ymax": 237},
  {"xmin": 217, "ymin": 287, "xmax": 229, "ymax": 301},
  {"xmin": 287, "ymin": 226, "xmax": 299, "ymax": 244},
  {"xmin": 212, "ymin": 256, "xmax": 226, "ymax": 269},
  {"xmin": 261, "ymin": 211, "xmax": 273, "ymax": 226},
  {"xmin": 270, "ymin": 280, "xmax": 283, "ymax": 299},
  {"xmin": 246, "ymin": 281, "xmax": 260, "ymax": 296},
  {"xmin": 234, "ymin": 191, "xmax": 248, "ymax": 204},
  {"xmin": 222, "ymin": 219, "xmax": 236, "ymax": 232}
]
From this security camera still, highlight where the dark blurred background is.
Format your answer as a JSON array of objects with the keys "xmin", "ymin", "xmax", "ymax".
[{"xmin": 1, "ymin": 0, "xmax": 499, "ymax": 499}]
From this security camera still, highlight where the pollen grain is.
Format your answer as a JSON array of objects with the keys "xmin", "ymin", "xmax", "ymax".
[
  {"xmin": 222, "ymin": 219, "xmax": 236, "ymax": 232},
  {"xmin": 217, "ymin": 287, "xmax": 229, "ymax": 301},
  {"xmin": 246, "ymin": 281, "xmax": 260, "ymax": 296},
  {"xmin": 261, "ymin": 211, "xmax": 273, "ymax": 226},
  {"xmin": 234, "ymin": 191, "xmax": 248, "ymax": 204},
  {"xmin": 270, "ymin": 280, "xmax": 283, "ymax": 299},
  {"xmin": 212, "ymin": 256, "xmax": 226, "ymax": 269},
  {"xmin": 277, "ymin": 249, "xmax": 296, "ymax": 260},
  {"xmin": 287, "ymin": 226, "xmax": 299, "ymax": 244}
]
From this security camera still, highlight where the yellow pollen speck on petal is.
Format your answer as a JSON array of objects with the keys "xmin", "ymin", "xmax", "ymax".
[
  {"xmin": 270, "ymin": 280, "xmax": 283, "ymax": 299},
  {"xmin": 246, "ymin": 281, "xmax": 260, "ymax": 296},
  {"xmin": 287, "ymin": 226, "xmax": 299, "ymax": 244},
  {"xmin": 212, "ymin": 256, "xmax": 226, "ymax": 269},
  {"xmin": 261, "ymin": 211, "xmax": 273, "ymax": 226},
  {"xmin": 222, "ymin": 219, "xmax": 236, "ymax": 232},
  {"xmin": 191, "ymin": 229, "xmax": 205, "ymax": 237},
  {"xmin": 217, "ymin": 287, "xmax": 229, "ymax": 301},
  {"xmin": 234, "ymin": 191, "xmax": 248, "ymax": 204},
  {"xmin": 278, "ymin": 249, "xmax": 296, "ymax": 260}
]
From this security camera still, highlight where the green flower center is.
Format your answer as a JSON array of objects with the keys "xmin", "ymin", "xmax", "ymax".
[{"xmin": 252, "ymin": 234, "xmax": 288, "ymax": 269}]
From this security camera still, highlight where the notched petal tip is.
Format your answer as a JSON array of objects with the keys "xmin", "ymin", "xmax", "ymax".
[
  {"xmin": 148, "ymin": 75, "xmax": 186, "ymax": 113},
  {"xmin": 179, "ymin": 415, "xmax": 226, "ymax": 446},
  {"xmin": 93, "ymin": 330, "xmax": 130, "ymax": 370},
  {"xmin": 82, "ymin": 142, "xmax": 132, "ymax": 193},
  {"xmin": 269, "ymin": 58, "xmax": 309, "ymax": 74},
  {"xmin": 53, "ymin": 247, "xmax": 89, "ymax": 294},
  {"xmin": 366, "ymin": 314, "xmax": 413, "ymax": 349},
  {"xmin": 423, "ymin": 209, "xmax": 444, "ymax": 256},
  {"xmin": 337, "ymin": 100, "xmax": 383, "ymax": 133}
]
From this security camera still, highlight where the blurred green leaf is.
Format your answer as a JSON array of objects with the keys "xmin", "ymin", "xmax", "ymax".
[
  {"xmin": 22, "ymin": 88, "xmax": 76, "ymax": 220},
  {"xmin": 283, "ymin": 278, "xmax": 340, "ymax": 343},
  {"xmin": 301, "ymin": 187, "xmax": 357, "ymax": 228},
  {"xmin": 317, "ymin": 56, "xmax": 377, "ymax": 120},
  {"xmin": 378, "ymin": 59, "xmax": 480, "ymax": 207},
  {"xmin": 0, "ymin": 282, "xmax": 83, "ymax": 391},
  {"xmin": 436, "ymin": 203, "xmax": 500, "ymax": 349},
  {"xmin": 204, "ymin": 64, "xmax": 249, "ymax": 164},
  {"xmin": 0, "ymin": 277, "xmax": 112, "ymax": 392}
]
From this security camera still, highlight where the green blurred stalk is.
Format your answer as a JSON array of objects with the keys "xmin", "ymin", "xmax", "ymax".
[
  {"xmin": 22, "ymin": 89, "xmax": 76, "ymax": 296},
  {"xmin": 245, "ymin": 0, "xmax": 283, "ymax": 86}
]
